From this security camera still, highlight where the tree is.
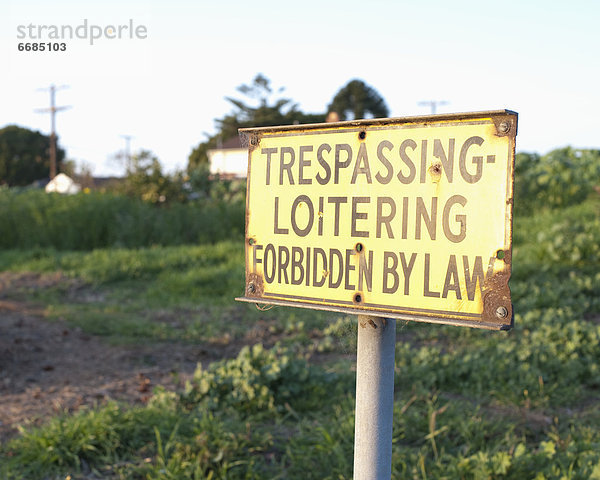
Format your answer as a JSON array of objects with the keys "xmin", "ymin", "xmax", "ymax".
[
  {"xmin": 117, "ymin": 150, "xmax": 185, "ymax": 204},
  {"xmin": 0, "ymin": 125, "xmax": 65, "ymax": 186},
  {"xmin": 327, "ymin": 79, "xmax": 389, "ymax": 121},
  {"xmin": 188, "ymin": 74, "xmax": 326, "ymax": 170},
  {"xmin": 188, "ymin": 138, "xmax": 218, "ymax": 170}
]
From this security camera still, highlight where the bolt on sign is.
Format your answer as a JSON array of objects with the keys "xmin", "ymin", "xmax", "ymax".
[{"xmin": 237, "ymin": 110, "xmax": 517, "ymax": 330}]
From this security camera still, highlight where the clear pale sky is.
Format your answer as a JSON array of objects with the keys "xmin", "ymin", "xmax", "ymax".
[{"xmin": 1, "ymin": 0, "xmax": 599, "ymax": 176}]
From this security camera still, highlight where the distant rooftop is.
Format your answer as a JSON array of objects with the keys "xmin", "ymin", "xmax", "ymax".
[{"xmin": 218, "ymin": 136, "xmax": 244, "ymax": 150}]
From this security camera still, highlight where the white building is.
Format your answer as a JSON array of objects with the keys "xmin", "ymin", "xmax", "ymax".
[
  {"xmin": 45, "ymin": 173, "xmax": 81, "ymax": 194},
  {"xmin": 207, "ymin": 136, "xmax": 248, "ymax": 178}
]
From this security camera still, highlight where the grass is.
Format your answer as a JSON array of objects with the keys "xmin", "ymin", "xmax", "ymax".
[
  {"xmin": 0, "ymin": 189, "xmax": 245, "ymax": 250},
  {"xmin": 0, "ymin": 240, "xmax": 336, "ymax": 347},
  {"xmin": 1, "ymin": 194, "xmax": 600, "ymax": 478}
]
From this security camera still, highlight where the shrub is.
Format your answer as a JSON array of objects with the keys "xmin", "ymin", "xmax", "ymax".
[
  {"xmin": 182, "ymin": 344, "xmax": 337, "ymax": 414},
  {"xmin": 515, "ymin": 147, "xmax": 600, "ymax": 214}
]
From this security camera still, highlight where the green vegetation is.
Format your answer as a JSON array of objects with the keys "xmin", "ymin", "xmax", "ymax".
[
  {"xmin": 0, "ymin": 125, "xmax": 65, "ymax": 186},
  {"xmin": 187, "ymin": 75, "xmax": 388, "ymax": 169},
  {"xmin": 327, "ymin": 79, "xmax": 389, "ymax": 121},
  {"xmin": 514, "ymin": 148, "xmax": 600, "ymax": 214},
  {"xmin": 1, "ymin": 147, "xmax": 600, "ymax": 478},
  {"xmin": 0, "ymin": 189, "xmax": 244, "ymax": 250}
]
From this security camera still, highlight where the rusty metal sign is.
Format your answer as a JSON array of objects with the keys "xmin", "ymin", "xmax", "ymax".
[{"xmin": 236, "ymin": 110, "xmax": 517, "ymax": 330}]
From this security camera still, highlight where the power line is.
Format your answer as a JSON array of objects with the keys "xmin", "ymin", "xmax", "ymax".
[
  {"xmin": 35, "ymin": 84, "xmax": 71, "ymax": 179},
  {"xmin": 418, "ymin": 100, "xmax": 449, "ymax": 115}
]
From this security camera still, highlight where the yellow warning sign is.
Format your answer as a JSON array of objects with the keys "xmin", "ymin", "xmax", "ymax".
[{"xmin": 237, "ymin": 110, "xmax": 517, "ymax": 330}]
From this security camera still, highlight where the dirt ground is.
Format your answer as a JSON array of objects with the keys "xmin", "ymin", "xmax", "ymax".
[
  {"xmin": 0, "ymin": 273, "xmax": 232, "ymax": 442},
  {"xmin": 0, "ymin": 271, "xmax": 339, "ymax": 443}
]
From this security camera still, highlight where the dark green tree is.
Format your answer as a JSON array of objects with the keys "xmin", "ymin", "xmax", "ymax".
[
  {"xmin": 188, "ymin": 74, "xmax": 326, "ymax": 170},
  {"xmin": 188, "ymin": 140, "xmax": 216, "ymax": 170},
  {"xmin": 0, "ymin": 125, "xmax": 65, "ymax": 186},
  {"xmin": 327, "ymin": 79, "xmax": 389, "ymax": 121}
]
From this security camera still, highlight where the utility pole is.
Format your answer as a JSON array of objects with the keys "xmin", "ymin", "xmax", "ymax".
[
  {"xmin": 418, "ymin": 100, "xmax": 449, "ymax": 115},
  {"xmin": 120, "ymin": 135, "xmax": 134, "ymax": 173},
  {"xmin": 35, "ymin": 84, "xmax": 70, "ymax": 179}
]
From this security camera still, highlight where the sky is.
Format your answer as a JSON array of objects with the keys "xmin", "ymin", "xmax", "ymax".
[{"xmin": 1, "ymin": 0, "xmax": 599, "ymax": 177}]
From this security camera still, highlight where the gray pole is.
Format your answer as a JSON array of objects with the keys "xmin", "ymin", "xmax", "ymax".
[
  {"xmin": 353, "ymin": 315, "xmax": 396, "ymax": 480},
  {"xmin": 121, "ymin": 135, "xmax": 133, "ymax": 173},
  {"xmin": 418, "ymin": 100, "xmax": 449, "ymax": 114}
]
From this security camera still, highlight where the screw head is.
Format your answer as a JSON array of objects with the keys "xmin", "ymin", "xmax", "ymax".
[
  {"xmin": 495, "ymin": 306, "xmax": 509, "ymax": 318},
  {"xmin": 498, "ymin": 122, "xmax": 510, "ymax": 134}
]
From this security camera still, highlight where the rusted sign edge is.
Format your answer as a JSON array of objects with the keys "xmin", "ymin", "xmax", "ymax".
[
  {"xmin": 240, "ymin": 109, "xmax": 518, "ymax": 136},
  {"xmin": 481, "ymin": 111, "xmax": 517, "ymax": 326},
  {"xmin": 236, "ymin": 296, "xmax": 511, "ymax": 331}
]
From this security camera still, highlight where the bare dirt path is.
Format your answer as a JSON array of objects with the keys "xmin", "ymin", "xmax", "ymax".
[
  {"xmin": 0, "ymin": 297, "xmax": 216, "ymax": 442},
  {"xmin": 0, "ymin": 271, "xmax": 326, "ymax": 443}
]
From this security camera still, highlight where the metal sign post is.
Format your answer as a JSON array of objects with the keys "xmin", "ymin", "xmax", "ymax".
[
  {"xmin": 236, "ymin": 110, "xmax": 518, "ymax": 479},
  {"xmin": 354, "ymin": 315, "xmax": 396, "ymax": 479}
]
